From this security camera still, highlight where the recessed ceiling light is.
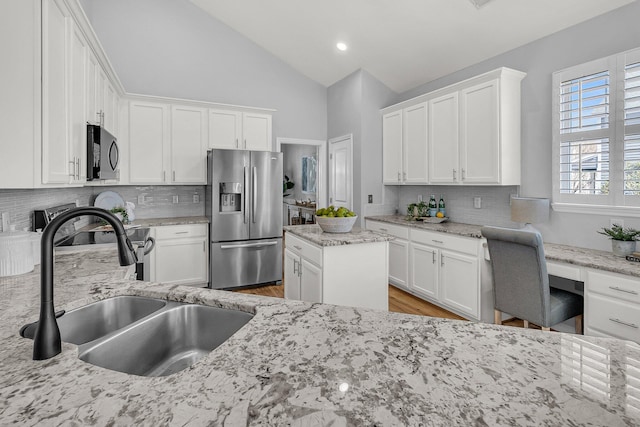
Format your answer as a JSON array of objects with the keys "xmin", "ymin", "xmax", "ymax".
[{"xmin": 336, "ymin": 42, "xmax": 348, "ymax": 51}]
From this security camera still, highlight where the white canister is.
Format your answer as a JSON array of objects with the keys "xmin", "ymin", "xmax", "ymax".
[{"xmin": 0, "ymin": 231, "xmax": 35, "ymax": 277}]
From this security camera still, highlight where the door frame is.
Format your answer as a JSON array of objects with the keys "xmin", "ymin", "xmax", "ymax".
[
  {"xmin": 276, "ymin": 137, "xmax": 327, "ymax": 208},
  {"xmin": 328, "ymin": 134, "xmax": 353, "ymax": 210}
]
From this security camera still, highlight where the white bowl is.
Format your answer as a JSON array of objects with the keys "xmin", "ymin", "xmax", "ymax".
[{"xmin": 315, "ymin": 215, "xmax": 358, "ymax": 233}]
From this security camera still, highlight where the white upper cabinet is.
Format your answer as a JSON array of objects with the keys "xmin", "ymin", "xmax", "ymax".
[
  {"xmin": 382, "ymin": 110, "xmax": 403, "ymax": 183},
  {"xmin": 41, "ymin": 0, "xmax": 71, "ymax": 185},
  {"xmin": 429, "ymin": 93, "xmax": 459, "ymax": 183},
  {"xmin": 171, "ymin": 105, "xmax": 207, "ymax": 184},
  {"xmin": 382, "ymin": 67, "xmax": 526, "ymax": 186},
  {"xmin": 382, "ymin": 103, "xmax": 428, "ymax": 184},
  {"xmin": 242, "ymin": 112, "xmax": 272, "ymax": 151},
  {"xmin": 128, "ymin": 101, "xmax": 170, "ymax": 184},
  {"xmin": 209, "ymin": 109, "xmax": 272, "ymax": 151},
  {"xmin": 129, "ymin": 101, "xmax": 208, "ymax": 185}
]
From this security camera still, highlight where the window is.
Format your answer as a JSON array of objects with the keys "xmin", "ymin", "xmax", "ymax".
[{"xmin": 553, "ymin": 47, "xmax": 640, "ymax": 211}]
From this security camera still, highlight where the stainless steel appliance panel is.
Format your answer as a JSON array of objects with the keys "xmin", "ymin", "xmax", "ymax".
[
  {"xmin": 249, "ymin": 151, "xmax": 283, "ymax": 240},
  {"xmin": 209, "ymin": 238, "xmax": 282, "ymax": 289},
  {"xmin": 207, "ymin": 150, "xmax": 249, "ymax": 242}
]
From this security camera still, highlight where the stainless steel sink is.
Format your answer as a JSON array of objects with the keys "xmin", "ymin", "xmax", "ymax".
[
  {"xmin": 78, "ymin": 304, "xmax": 254, "ymax": 376},
  {"xmin": 57, "ymin": 296, "xmax": 167, "ymax": 345}
]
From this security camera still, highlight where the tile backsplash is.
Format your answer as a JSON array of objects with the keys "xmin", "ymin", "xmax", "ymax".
[{"xmin": 0, "ymin": 186, "xmax": 205, "ymax": 232}]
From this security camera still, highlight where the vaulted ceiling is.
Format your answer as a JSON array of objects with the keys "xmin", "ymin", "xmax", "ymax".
[{"xmin": 190, "ymin": 0, "xmax": 635, "ymax": 93}]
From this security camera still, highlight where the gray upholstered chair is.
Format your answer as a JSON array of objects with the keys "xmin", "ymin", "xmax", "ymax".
[{"xmin": 481, "ymin": 226, "xmax": 583, "ymax": 334}]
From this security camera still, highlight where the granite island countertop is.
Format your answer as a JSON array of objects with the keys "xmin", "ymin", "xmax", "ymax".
[
  {"xmin": 367, "ymin": 215, "xmax": 640, "ymax": 279},
  {"xmin": 284, "ymin": 224, "xmax": 393, "ymax": 247},
  {"xmin": 1, "ymin": 250, "xmax": 639, "ymax": 425}
]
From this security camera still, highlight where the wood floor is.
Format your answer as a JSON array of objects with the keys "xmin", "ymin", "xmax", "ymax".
[{"xmin": 235, "ymin": 283, "xmax": 533, "ymax": 329}]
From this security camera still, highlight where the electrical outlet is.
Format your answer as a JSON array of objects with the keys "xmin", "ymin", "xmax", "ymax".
[
  {"xmin": 193, "ymin": 194, "xmax": 200, "ymax": 203},
  {"xmin": 172, "ymin": 195, "xmax": 179, "ymax": 204},
  {"xmin": 611, "ymin": 218, "xmax": 624, "ymax": 228},
  {"xmin": 368, "ymin": 195, "xmax": 373, "ymax": 203},
  {"xmin": 417, "ymin": 194, "xmax": 423, "ymax": 202},
  {"xmin": 473, "ymin": 197, "xmax": 482, "ymax": 209},
  {"xmin": 137, "ymin": 195, "xmax": 145, "ymax": 205}
]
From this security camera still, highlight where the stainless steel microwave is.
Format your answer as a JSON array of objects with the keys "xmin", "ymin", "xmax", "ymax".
[{"xmin": 87, "ymin": 124, "xmax": 119, "ymax": 181}]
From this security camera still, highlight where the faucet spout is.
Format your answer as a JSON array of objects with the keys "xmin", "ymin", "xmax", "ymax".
[{"xmin": 32, "ymin": 207, "xmax": 138, "ymax": 360}]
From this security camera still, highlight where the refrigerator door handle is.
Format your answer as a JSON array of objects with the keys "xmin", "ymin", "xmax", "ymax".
[
  {"xmin": 252, "ymin": 166, "xmax": 257, "ymax": 223},
  {"xmin": 220, "ymin": 241, "xmax": 278, "ymax": 250},
  {"xmin": 243, "ymin": 166, "xmax": 249, "ymax": 224}
]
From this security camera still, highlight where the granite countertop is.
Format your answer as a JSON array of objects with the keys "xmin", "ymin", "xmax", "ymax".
[
  {"xmin": 367, "ymin": 215, "xmax": 640, "ymax": 278},
  {"xmin": 1, "ymin": 250, "xmax": 639, "ymax": 425},
  {"xmin": 366, "ymin": 214, "xmax": 484, "ymax": 238},
  {"xmin": 284, "ymin": 224, "xmax": 394, "ymax": 247},
  {"xmin": 129, "ymin": 216, "xmax": 209, "ymax": 227}
]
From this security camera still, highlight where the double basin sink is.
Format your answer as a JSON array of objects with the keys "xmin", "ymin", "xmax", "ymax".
[{"xmin": 23, "ymin": 296, "xmax": 254, "ymax": 377}]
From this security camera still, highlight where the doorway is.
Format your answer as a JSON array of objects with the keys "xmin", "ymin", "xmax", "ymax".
[
  {"xmin": 276, "ymin": 138, "xmax": 327, "ymax": 224},
  {"xmin": 328, "ymin": 134, "xmax": 353, "ymax": 210}
]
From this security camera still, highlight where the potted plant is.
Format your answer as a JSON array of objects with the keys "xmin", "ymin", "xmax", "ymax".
[
  {"xmin": 598, "ymin": 224, "xmax": 640, "ymax": 256},
  {"xmin": 283, "ymin": 175, "xmax": 295, "ymax": 197}
]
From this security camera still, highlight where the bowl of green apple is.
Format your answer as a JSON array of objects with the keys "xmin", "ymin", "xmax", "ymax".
[{"xmin": 315, "ymin": 206, "xmax": 358, "ymax": 233}]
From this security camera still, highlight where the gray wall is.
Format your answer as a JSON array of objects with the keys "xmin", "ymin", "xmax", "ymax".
[
  {"xmin": 392, "ymin": 1, "xmax": 640, "ymax": 251},
  {"xmin": 327, "ymin": 70, "xmax": 397, "ymax": 220},
  {"xmin": 80, "ymin": 0, "xmax": 327, "ymax": 141}
]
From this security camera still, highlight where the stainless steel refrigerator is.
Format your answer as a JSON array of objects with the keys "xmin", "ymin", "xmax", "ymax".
[{"xmin": 206, "ymin": 149, "xmax": 283, "ymax": 289}]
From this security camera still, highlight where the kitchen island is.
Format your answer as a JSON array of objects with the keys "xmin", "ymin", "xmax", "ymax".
[{"xmin": 0, "ymin": 248, "xmax": 638, "ymax": 426}]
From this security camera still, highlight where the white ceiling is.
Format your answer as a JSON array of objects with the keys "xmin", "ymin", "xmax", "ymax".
[{"xmin": 190, "ymin": 0, "xmax": 635, "ymax": 93}]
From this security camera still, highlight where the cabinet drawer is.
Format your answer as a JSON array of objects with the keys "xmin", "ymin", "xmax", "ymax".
[
  {"xmin": 285, "ymin": 233, "xmax": 322, "ymax": 266},
  {"xmin": 366, "ymin": 221, "xmax": 409, "ymax": 240},
  {"xmin": 154, "ymin": 224, "xmax": 208, "ymax": 240},
  {"xmin": 586, "ymin": 293, "xmax": 640, "ymax": 342},
  {"xmin": 410, "ymin": 229, "xmax": 479, "ymax": 256},
  {"xmin": 587, "ymin": 270, "xmax": 640, "ymax": 304},
  {"xmin": 547, "ymin": 261, "xmax": 582, "ymax": 281}
]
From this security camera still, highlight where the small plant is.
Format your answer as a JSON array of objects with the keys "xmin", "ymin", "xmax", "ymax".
[
  {"xmin": 100, "ymin": 206, "xmax": 128, "ymax": 225},
  {"xmin": 283, "ymin": 175, "xmax": 295, "ymax": 196},
  {"xmin": 598, "ymin": 224, "xmax": 640, "ymax": 241}
]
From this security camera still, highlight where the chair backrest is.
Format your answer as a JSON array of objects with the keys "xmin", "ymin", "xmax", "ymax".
[{"xmin": 481, "ymin": 226, "xmax": 550, "ymax": 326}]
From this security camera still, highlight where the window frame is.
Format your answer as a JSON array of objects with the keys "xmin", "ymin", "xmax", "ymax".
[{"xmin": 552, "ymin": 47, "xmax": 640, "ymax": 216}]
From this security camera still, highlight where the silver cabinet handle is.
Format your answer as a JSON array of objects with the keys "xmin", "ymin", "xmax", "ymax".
[
  {"xmin": 453, "ymin": 169, "xmax": 457, "ymax": 180},
  {"xmin": 432, "ymin": 239, "xmax": 444, "ymax": 244},
  {"xmin": 175, "ymin": 231, "xmax": 189, "ymax": 234},
  {"xmin": 293, "ymin": 259, "xmax": 299, "ymax": 275},
  {"xmin": 609, "ymin": 318, "xmax": 639, "ymax": 329},
  {"xmin": 173, "ymin": 171, "xmax": 176, "ymax": 182},
  {"xmin": 69, "ymin": 160, "xmax": 76, "ymax": 178},
  {"xmin": 243, "ymin": 167, "xmax": 249, "ymax": 224},
  {"xmin": 163, "ymin": 171, "xmax": 166, "ymax": 182},
  {"xmin": 461, "ymin": 168, "xmax": 466, "ymax": 180},
  {"xmin": 293, "ymin": 245, "xmax": 302, "ymax": 251},
  {"xmin": 244, "ymin": 139, "xmax": 247, "ymax": 149},
  {"xmin": 203, "ymin": 241, "xmax": 206, "ymax": 252},
  {"xmin": 609, "ymin": 286, "xmax": 639, "ymax": 295},
  {"xmin": 236, "ymin": 138, "xmax": 239, "ymax": 148},
  {"xmin": 220, "ymin": 241, "xmax": 278, "ymax": 249},
  {"xmin": 252, "ymin": 166, "xmax": 257, "ymax": 223},
  {"xmin": 432, "ymin": 251, "xmax": 436, "ymax": 264}
]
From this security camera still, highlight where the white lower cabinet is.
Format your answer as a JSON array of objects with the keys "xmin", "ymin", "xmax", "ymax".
[
  {"xmin": 150, "ymin": 224, "xmax": 208, "ymax": 286},
  {"xmin": 284, "ymin": 246, "xmax": 322, "ymax": 303},
  {"xmin": 585, "ymin": 270, "xmax": 640, "ymax": 343},
  {"xmin": 367, "ymin": 220, "xmax": 485, "ymax": 321},
  {"xmin": 284, "ymin": 232, "xmax": 388, "ymax": 311}
]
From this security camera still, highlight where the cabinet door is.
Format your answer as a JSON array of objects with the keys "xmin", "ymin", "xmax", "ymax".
[
  {"xmin": 429, "ymin": 92, "xmax": 459, "ymax": 183},
  {"xmin": 389, "ymin": 238, "xmax": 409, "ymax": 289},
  {"xmin": 284, "ymin": 248, "xmax": 301, "ymax": 300},
  {"xmin": 409, "ymin": 242, "xmax": 439, "ymax": 299},
  {"xmin": 439, "ymin": 250, "xmax": 479, "ymax": 318},
  {"xmin": 42, "ymin": 0, "xmax": 70, "ymax": 184},
  {"xmin": 86, "ymin": 51, "xmax": 99, "ymax": 126},
  {"xmin": 243, "ymin": 112, "xmax": 272, "ymax": 151},
  {"xmin": 171, "ymin": 105, "xmax": 207, "ymax": 184},
  {"xmin": 300, "ymin": 258, "xmax": 322, "ymax": 303},
  {"xmin": 68, "ymin": 22, "xmax": 87, "ymax": 184},
  {"xmin": 382, "ymin": 110, "xmax": 402, "ymax": 184},
  {"xmin": 209, "ymin": 109, "xmax": 241, "ymax": 150},
  {"xmin": 460, "ymin": 80, "xmax": 499, "ymax": 183},
  {"xmin": 104, "ymin": 82, "xmax": 118, "ymax": 135},
  {"xmin": 403, "ymin": 103, "xmax": 428, "ymax": 183},
  {"xmin": 129, "ymin": 101, "xmax": 169, "ymax": 184},
  {"xmin": 154, "ymin": 237, "xmax": 208, "ymax": 285}
]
